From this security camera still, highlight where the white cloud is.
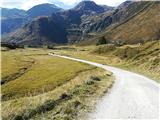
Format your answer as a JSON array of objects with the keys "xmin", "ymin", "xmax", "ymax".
[
  {"xmin": 57, "ymin": 0, "xmax": 80, "ymax": 5},
  {"xmin": 1, "ymin": 0, "xmax": 126, "ymax": 10},
  {"xmin": 0, "ymin": 0, "xmax": 22, "ymax": 9},
  {"xmin": 52, "ymin": 0, "xmax": 81, "ymax": 9},
  {"xmin": 93, "ymin": 0, "xmax": 126, "ymax": 6},
  {"xmin": 21, "ymin": 0, "xmax": 50, "ymax": 10},
  {"xmin": 20, "ymin": 0, "xmax": 81, "ymax": 10}
]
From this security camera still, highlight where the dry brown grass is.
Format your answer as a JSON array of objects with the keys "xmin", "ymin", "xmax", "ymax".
[
  {"xmin": 103, "ymin": 2, "xmax": 160, "ymax": 44},
  {"xmin": 2, "ymin": 68, "xmax": 113, "ymax": 120},
  {"xmin": 1, "ymin": 48, "xmax": 95, "ymax": 101}
]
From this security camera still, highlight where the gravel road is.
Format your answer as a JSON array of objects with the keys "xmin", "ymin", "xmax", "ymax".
[{"xmin": 49, "ymin": 53, "xmax": 159, "ymax": 119}]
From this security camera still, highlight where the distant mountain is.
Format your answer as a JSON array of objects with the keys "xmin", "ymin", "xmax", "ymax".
[
  {"xmin": 1, "ymin": 17, "xmax": 30, "ymax": 35},
  {"xmin": 1, "ymin": 8, "xmax": 28, "ymax": 19},
  {"xmin": 27, "ymin": 3, "xmax": 63, "ymax": 18},
  {"xmin": 73, "ymin": 1, "xmax": 106, "ymax": 14},
  {"xmin": 1, "ymin": 4, "xmax": 63, "ymax": 35},
  {"xmin": 1, "ymin": 8, "xmax": 30, "ymax": 34},
  {"xmin": 2, "ymin": 1, "xmax": 111, "ymax": 45},
  {"xmin": 3, "ymin": 1, "xmax": 159, "ymax": 46}
]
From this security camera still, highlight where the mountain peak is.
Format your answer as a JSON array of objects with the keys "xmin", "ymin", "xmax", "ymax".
[
  {"xmin": 27, "ymin": 3, "xmax": 63, "ymax": 18},
  {"xmin": 118, "ymin": 1, "xmax": 134, "ymax": 9},
  {"xmin": 74, "ymin": 1, "xmax": 105, "ymax": 13}
]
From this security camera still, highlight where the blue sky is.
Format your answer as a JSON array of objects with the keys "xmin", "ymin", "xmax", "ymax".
[{"xmin": 0, "ymin": 0, "xmax": 126, "ymax": 10}]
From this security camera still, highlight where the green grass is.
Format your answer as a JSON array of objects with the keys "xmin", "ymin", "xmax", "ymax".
[
  {"xmin": 1, "ymin": 50, "xmax": 32, "ymax": 79},
  {"xmin": 2, "ymin": 48, "xmax": 114, "ymax": 120},
  {"xmin": 1, "ymin": 49, "xmax": 94, "ymax": 101}
]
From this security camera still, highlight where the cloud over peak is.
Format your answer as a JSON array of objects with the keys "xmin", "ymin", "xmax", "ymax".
[{"xmin": 1, "ymin": 0, "xmax": 126, "ymax": 10}]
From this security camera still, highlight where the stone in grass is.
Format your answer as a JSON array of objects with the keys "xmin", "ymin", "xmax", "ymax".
[
  {"xmin": 60, "ymin": 93, "xmax": 70, "ymax": 100},
  {"xmin": 73, "ymin": 100, "xmax": 81, "ymax": 108},
  {"xmin": 90, "ymin": 76, "xmax": 101, "ymax": 81}
]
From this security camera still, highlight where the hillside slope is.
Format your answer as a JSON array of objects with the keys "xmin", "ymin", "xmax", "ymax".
[
  {"xmin": 98, "ymin": 1, "xmax": 160, "ymax": 44},
  {"xmin": 3, "ymin": 16, "xmax": 67, "ymax": 46},
  {"xmin": 93, "ymin": 40, "xmax": 160, "ymax": 81}
]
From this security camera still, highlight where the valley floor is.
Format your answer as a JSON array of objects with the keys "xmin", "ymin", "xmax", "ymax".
[
  {"xmin": 1, "ymin": 48, "xmax": 113, "ymax": 120},
  {"xmin": 1, "ymin": 40, "xmax": 159, "ymax": 119}
]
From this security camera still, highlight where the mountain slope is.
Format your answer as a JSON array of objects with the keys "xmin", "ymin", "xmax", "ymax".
[
  {"xmin": 66, "ymin": 1, "xmax": 160, "ymax": 43},
  {"xmin": 58, "ymin": 1, "xmax": 114, "ymax": 43},
  {"xmin": 94, "ymin": 1, "xmax": 160, "ymax": 44},
  {"xmin": 3, "ymin": 16, "xmax": 67, "ymax": 46}
]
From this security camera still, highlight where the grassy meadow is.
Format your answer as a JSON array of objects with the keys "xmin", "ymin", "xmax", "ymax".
[{"xmin": 1, "ymin": 48, "xmax": 113, "ymax": 120}]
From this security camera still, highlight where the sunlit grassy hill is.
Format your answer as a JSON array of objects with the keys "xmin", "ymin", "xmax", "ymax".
[{"xmin": 101, "ymin": 2, "xmax": 160, "ymax": 44}]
